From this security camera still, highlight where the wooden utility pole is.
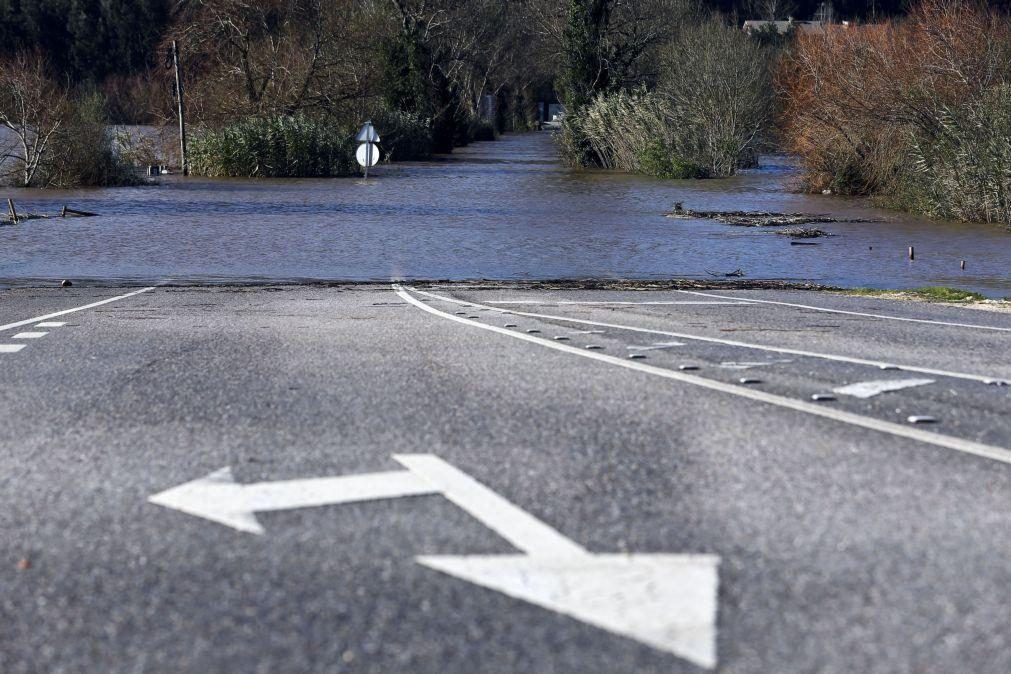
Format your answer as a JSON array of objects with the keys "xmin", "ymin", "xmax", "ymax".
[{"xmin": 171, "ymin": 40, "xmax": 188, "ymax": 176}]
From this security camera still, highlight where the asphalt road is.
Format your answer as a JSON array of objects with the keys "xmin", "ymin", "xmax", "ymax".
[{"xmin": 1, "ymin": 284, "xmax": 1009, "ymax": 673}]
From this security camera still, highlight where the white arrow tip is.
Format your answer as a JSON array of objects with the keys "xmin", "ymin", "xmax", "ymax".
[
  {"xmin": 417, "ymin": 553, "xmax": 720, "ymax": 669},
  {"xmin": 149, "ymin": 466, "xmax": 265, "ymax": 535}
]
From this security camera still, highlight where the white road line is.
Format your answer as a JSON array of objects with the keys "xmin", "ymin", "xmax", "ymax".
[
  {"xmin": 488, "ymin": 301, "xmax": 751, "ymax": 306},
  {"xmin": 407, "ymin": 289, "xmax": 1000, "ymax": 386},
  {"xmin": 395, "ymin": 454, "xmax": 588, "ymax": 557},
  {"xmin": 626, "ymin": 343, "xmax": 691, "ymax": 353},
  {"xmin": 0, "ymin": 287, "xmax": 155, "ymax": 333},
  {"xmin": 395, "ymin": 286, "xmax": 1011, "ymax": 467},
  {"xmin": 719, "ymin": 360, "xmax": 793, "ymax": 370},
  {"xmin": 35, "ymin": 322, "xmax": 67, "ymax": 328},
  {"xmin": 834, "ymin": 378, "xmax": 935, "ymax": 399},
  {"xmin": 13, "ymin": 332, "xmax": 48, "ymax": 339},
  {"xmin": 675, "ymin": 290, "xmax": 1011, "ymax": 333},
  {"xmin": 0, "ymin": 344, "xmax": 26, "ymax": 353}
]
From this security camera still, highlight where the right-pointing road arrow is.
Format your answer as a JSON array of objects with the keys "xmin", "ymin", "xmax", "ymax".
[
  {"xmin": 418, "ymin": 553, "xmax": 720, "ymax": 669},
  {"xmin": 396, "ymin": 454, "xmax": 720, "ymax": 669}
]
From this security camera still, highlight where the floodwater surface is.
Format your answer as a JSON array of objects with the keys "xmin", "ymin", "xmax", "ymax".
[{"xmin": 1, "ymin": 132, "xmax": 1009, "ymax": 295}]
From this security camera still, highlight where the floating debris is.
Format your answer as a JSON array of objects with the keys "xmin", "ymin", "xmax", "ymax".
[
  {"xmin": 705, "ymin": 268, "xmax": 745, "ymax": 278},
  {"xmin": 2, "ymin": 198, "xmax": 99, "ymax": 224},
  {"xmin": 776, "ymin": 228, "xmax": 832, "ymax": 239},
  {"xmin": 667, "ymin": 202, "xmax": 868, "ymax": 227}
]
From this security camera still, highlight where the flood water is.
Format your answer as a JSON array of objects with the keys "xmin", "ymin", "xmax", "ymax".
[{"xmin": 1, "ymin": 132, "xmax": 1009, "ymax": 295}]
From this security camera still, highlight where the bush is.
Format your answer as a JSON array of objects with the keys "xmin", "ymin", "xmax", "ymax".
[
  {"xmin": 189, "ymin": 115, "xmax": 357, "ymax": 178},
  {"xmin": 565, "ymin": 21, "xmax": 772, "ymax": 178},
  {"xmin": 639, "ymin": 142, "xmax": 710, "ymax": 179},
  {"xmin": 42, "ymin": 92, "xmax": 140, "ymax": 187},
  {"xmin": 779, "ymin": 0, "xmax": 1011, "ymax": 225},
  {"xmin": 370, "ymin": 108, "xmax": 433, "ymax": 161},
  {"xmin": 467, "ymin": 117, "xmax": 496, "ymax": 143}
]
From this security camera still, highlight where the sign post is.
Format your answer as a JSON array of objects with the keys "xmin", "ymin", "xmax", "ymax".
[{"xmin": 355, "ymin": 121, "xmax": 381, "ymax": 180}]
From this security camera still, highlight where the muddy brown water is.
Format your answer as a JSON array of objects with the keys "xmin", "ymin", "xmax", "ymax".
[{"xmin": 0, "ymin": 132, "xmax": 1008, "ymax": 295}]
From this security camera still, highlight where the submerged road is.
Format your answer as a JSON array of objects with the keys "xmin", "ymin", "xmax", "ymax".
[{"xmin": 1, "ymin": 284, "xmax": 1009, "ymax": 673}]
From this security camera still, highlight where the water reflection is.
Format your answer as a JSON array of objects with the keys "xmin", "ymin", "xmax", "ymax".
[{"xmin": 0, "ymin": 132, "xmax": 1008, "ymax": 295}]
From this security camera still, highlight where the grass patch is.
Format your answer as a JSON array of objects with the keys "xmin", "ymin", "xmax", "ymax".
[
  {"xmin": 846, "ymin": 286, "xmax": 986, "ymax": 302},
  {"xmin": 909, "ymin": 287, "xmax": 986, "ymax": 302}
]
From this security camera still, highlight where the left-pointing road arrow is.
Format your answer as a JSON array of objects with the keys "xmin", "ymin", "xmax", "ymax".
[{"xmin": 148, "ymin": 467, "xmax": 438, "ymax": 535}]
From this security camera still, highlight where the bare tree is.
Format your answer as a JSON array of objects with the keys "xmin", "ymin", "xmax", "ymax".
[{"xmin": 0, "ymin": 52, "xmax": 70, "ymax": 187}]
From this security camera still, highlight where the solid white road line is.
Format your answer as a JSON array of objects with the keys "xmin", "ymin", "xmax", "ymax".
[
  {"xmin": 407, "ymin": 288, "xmax": 1001, "ymax": 386},
  {"xmin": 13, "ymin": 332, "xmax": 48, "ymax": 339},
  {"xmin": 488, "ymin": 301, "xmax": 751, "ymax": 306},
  {"xmin": 395, "ymin": 286, "xmax": 1011, "ymax": 466},
  {"xmin": 394, "ymin": 454, "xmax": 588, "ymax": 557},
  {"xmin": 35, "ymin": 322, "xmax": 67, "ymax": 328},
  {"xmin": 834, "ymin": 378, "xmax": 936, "ymax": 399},
  {"xmin": 0, "ymin": 344, "xmax": 26, "ymax": 353},
  {"xmin": 0, "ymin": 287, "xmax": 155, "ymax": 333},
  {"xmin": 675, "ymin": 290, "xmax": 1011, "ymax": 333}
]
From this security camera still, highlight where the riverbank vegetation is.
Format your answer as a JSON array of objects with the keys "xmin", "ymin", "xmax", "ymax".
[
  {"xmin": 780, "ymin": 0, "xmax": 1011, "ymax": 226},
  {"xmin": 0, "ymin": 52, "xmax": 137, "ymax": 187}
]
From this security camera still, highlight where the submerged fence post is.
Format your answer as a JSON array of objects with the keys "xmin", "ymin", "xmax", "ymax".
[{"xmin": 172, "ymin": 40, "xmax": 188, "ymax": 176}]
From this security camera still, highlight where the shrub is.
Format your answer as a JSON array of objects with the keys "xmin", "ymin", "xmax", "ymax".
[
  {"xmin": 42, "ymin": 92, "xmax": 141, "ymax": 187},
  {"xmin": 639, "ymin": 142, "xmax": 710, "ymax": 179},
  {"xmin": 566, "ymin": 21, "xmax": 772, "ymax": 178},
  {"xmin": 779, "ymin": 0, "xmax": 1011, "ymax": 225},
  {"xmin": 370, "ymin": 108, "xmax": 433, "ymax": 161},
  {"xmin": 467, "ymin": 117, "xmax": 496, "ymax": 143},
  {"xmin": 189, "ymin": 115, "xmax": 357, "ymax": 178}
]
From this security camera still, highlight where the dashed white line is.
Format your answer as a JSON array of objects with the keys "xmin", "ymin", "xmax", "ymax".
[
  {"xmin": 396, "ymin": 285, "xmax": 1011, "ymax": 467},
  {"xmin": 628, "ymin": 341, "xmax": 686, "ymax": 352},
  {"xmin": 13, "ymin": 332, "xmax": 48, "ymax": 339},
  {"xmin": 719, "ymin": 360, "xmax": 793, "ymax": 370},
  {"xmin": 675, "ymin": 290, "xmax": 1011, "ymax": 333},
  {"xmin": 0, "ymin": 344, "xmax": 26, "ymax": 353},
  {"xmin": 35, "ymin": 322, "xmax": 67, "ymax": 328},
  {"xmin": 407, "ymin": 289, "xmax": 1001, "ymax": 385},
  {"xmin": 0, "ymin": 287, "xmax": 155, "ymax": 333}
]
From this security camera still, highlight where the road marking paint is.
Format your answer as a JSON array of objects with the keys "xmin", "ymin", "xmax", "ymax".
[
  {"xmin": 35, "ymin": 322, "xmax": 67, "ymax": 328},
  {"xmin": 628, "ymin": 341, "xmax": 686, "ymax": 352},
  {"xmin": 0, "ymin": 287, "xmax": 155, "ymax": 333},
  {"xmin": 833, "ymin": 378, "xmax": 935, "ymax": 399},
  {"xmin": 152, "ymin": 454, "xmax": 721, "ymax": 667},
  {"xmin": 393, "ymin": 454, "xmax": 587, "ymax": 557},
  {"xmin": 148, "ymin": 467, "xmax": 439, "ymax": 535},
  {"xmin": 488, "ymin": 300, "xmax": 750, "ymax": 306},
  {"xmin": 13, "ymin": 332, "xmax": 48, "ymax": 339},
  {"xmin": 675, "ymin": 290, "xmax": 1011, "ymax": 333},
  {"xmin": 396, "ymin": 286, "xmax": 1011, "ymax": 466},
  {"xmin": 0, "ymin": 344, "xmax": 26, "ymax": 353},
  {"xmin": 417, "ymin": 553, "xmax": 720, "ymax": 669},
  {"xmin": 405, "ymin": 289, "xmax": 999, "ymax": 385},
  {"xmin": 719, "ymin": 360, "xmax": 793, "ymax": 370}
]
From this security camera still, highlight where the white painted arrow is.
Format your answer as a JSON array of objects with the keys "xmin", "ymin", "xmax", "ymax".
[
  {"xmin": 148, "ymin": 467, "xmax": 438, "ymax": 534},
  {"xmin": 149, "ymin": 455, "xmax": 720, "ymax": 668},
  {"xmin": 395, "ymin": 455, "xmax": 720, "ymax": 669}
]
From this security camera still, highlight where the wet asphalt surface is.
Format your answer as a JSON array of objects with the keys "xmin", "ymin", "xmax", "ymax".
[{"xmin": 1, "ymin": 284, "xmax": 1009, "ymax": 673}]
